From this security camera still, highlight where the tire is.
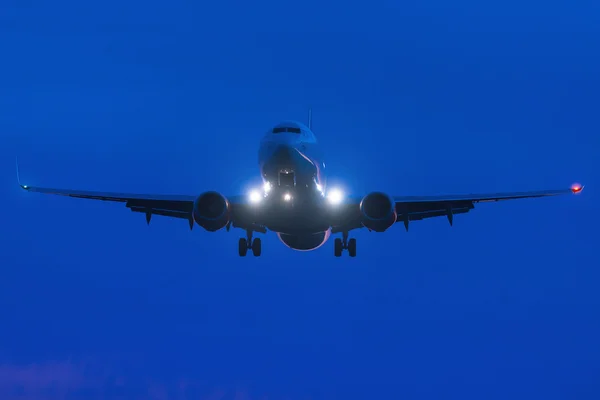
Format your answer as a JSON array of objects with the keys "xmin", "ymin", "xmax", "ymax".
[
  {"xmin": 238, "ymin": 238, "xmax": 248, "ymax": 257},
  {"xmin": 252, "ymin": 238, "xmax": 262, "ymax": 257},
  {"xmin": 347, "ymin": 238, "xmax": 357, "ymax": 257},
  {"xmin": 334, "ymin": 238, "xmax": 343, "ymax": 257}
]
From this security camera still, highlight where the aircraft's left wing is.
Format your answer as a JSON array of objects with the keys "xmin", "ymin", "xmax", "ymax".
[
  {"xmin": 392, "ymin": 185, "xmax": 583, "ymax": 229},
  {"xmin": 332, "ymin": 185, "xmax": 583, "ymax": 233}
]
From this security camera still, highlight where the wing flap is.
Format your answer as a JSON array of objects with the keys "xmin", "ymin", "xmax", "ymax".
[
  {"xmin": 393, "ymin": 185, "xmax": 581, "ymax": 226},
  {"xmin": 20, "ymin": 184, "xmax": 197, "ymax": 224},
  {"xmin": 125, "ymin": 199, "xmax": 193, "ymax": 214},
  {"xmin": 21, "ymin": 184, "xmax": 196, "ymax": 203},
  {"xmin": 393, "ymin": 187, "xmax": 576, "ymax": 204},
  {"xmin": 128, "ymin": 206, "xmax": 192, "ymax": 220},
  {"xmin": 401, "ymin": 206, "xmax": 473, "ymax": 222}
]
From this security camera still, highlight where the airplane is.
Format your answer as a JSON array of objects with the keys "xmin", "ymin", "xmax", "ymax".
[{"xmin": 17, "ymin": 111, "xmax": 584, "ymax": 257}]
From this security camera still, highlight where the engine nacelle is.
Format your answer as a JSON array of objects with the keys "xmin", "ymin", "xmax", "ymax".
[
  {"xmin": 193, "ymin": 191, "xmax": 230, "ymax": 232},
  {"xmin": 359, "ymin": 191, "xmax": 397, "ymax": 232}
]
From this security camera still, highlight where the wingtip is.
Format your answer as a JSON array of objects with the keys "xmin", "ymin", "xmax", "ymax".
[
  {"xmin": 15, "ymin": 157, "xmax": 29, "ymax": 190},
  {"xmin": 571, "ymin": 183, "xmax": 584, "ymax": 194},
  {"xmin": 16, "ymin": 156, "xmax": 21, "ymax": 185}
]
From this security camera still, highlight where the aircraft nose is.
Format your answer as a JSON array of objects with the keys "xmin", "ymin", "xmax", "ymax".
[{"xmin": 270, "ymin": 145, "xmax": 296, "ymax": 164}]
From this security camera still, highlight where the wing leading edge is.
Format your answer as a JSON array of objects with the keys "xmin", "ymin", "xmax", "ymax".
[
  {"xmin": 16, "ymin": 157, "xmax": 204, "ymax": 227},
  {"xmin": 20, "ymin": 183, "xmax": 197, "ymax": 224},
  {"xmin": 393, "ymin": 185, "xmax": 584, "ymax": 230},
  {"xmin": 331, "ymin": 184, "xmax": 583, "ymax": 233},
  {"xmin": 17, "ymin": 160, "xmax": 583, "ymax": 232}
]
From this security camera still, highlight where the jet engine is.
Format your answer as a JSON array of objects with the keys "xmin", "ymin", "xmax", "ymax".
[
  {"xmin": 193, "ymin": 191, "xmax": 230, "ymax": 231},
  {"xmin": 359, "ymin": 191, "xmax": 397, "ymax": 232}
]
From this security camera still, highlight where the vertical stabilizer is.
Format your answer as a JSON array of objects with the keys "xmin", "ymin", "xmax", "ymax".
[{"xmin": 308, "ymin": 107, "xmax": 313, "ymax": 130}]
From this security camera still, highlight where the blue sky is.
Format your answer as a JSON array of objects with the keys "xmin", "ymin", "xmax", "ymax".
[{"xmin": 1, "ymin": 0, "xmax": 598, "ymax": 399}]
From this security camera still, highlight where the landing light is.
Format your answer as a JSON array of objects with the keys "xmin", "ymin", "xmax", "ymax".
[
  {"xmin": 327, "ymin": 188, "xmax": 344, "ymax": 205},
  {"xmin": 249, "ymin": 190, "xmax": 262, "ymax": 203},
  {"xmin": 283, "ymin": 193, "xmax": 292, "ymax": 202},
  {"xmin": 263, "ymin": 181, "xmax": 272, "ymax": 193}
]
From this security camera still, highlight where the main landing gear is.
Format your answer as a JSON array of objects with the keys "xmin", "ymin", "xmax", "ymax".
[
  {"xmin": 334, "ymin": 231, "xmax": 356, "ymax": 257},
  {"xmin": 239, "ymin": 229, "xmax": 261, "ymax": 257}
]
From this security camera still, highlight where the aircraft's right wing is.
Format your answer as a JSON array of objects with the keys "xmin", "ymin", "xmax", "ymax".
[
  {"xmin": 19, "ymin": 182, "xmax": 199, "ymax": 225},
  {"xmin": 19, "ymin": 178, "xmax": 269, "ymax": 233}
]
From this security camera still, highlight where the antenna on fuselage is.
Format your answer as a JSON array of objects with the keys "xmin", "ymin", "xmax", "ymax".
[{"xmin": 308, "ymin": 107, "xmax": 312, "ymax": 130}]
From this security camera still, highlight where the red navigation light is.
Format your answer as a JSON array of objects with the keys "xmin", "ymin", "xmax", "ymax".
[{"xmin": 571, "ymin": 183, "xmax": 584, "ymax": 194}]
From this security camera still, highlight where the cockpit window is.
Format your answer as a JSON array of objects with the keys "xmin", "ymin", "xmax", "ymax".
[{"xmin": 272, "ymin": 127, "xmax": 301, "ymax": 134}]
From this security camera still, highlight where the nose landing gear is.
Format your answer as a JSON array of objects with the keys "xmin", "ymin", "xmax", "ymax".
[
  {"xmin": 334, "ymin": 231, "xmax": 356, "ymax": 257},
  {"xmin": 239, "ymin": 229, "xmax": 262, "ymax": 257}
]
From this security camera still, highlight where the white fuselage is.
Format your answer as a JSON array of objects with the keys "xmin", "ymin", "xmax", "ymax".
[
  {"xmin": 258, "ymin": 120, "xmax": 326, "ymax": 198},
  {"xmin": 255, "ymin": 121, "xmax": 332, "ymax": 250}
]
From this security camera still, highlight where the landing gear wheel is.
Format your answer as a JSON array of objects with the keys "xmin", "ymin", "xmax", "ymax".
[
  {"xmin": 334, "ymin": 232, "xmax": 356, "ymax": 257},
  {"xmin": 252, "ymin": 238, "xmax": 262, "ymax": 257},
  {"xmin": 238, "ymin": 238, "xmax": 248, "ymax": 257},
  {"xmin": 347, "ymin": 238, "xmax": 357, "ymax": 257},
  {"xmin": 334, "ymin": 238, "xmax": 343, "ymax": 257}
]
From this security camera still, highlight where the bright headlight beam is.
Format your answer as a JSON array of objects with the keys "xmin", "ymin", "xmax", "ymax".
[
  {"xmin": 283, "ymin": 193, "xmax": 292, "ymax": 201},
  {"xmin": 263, "ymin": 181, "xmax": 272, "ymax": 193},
  {"xmin": 249, "ymin": 190, "xmax": 262, "ymax": 203},
  {"xmin": 327, "ymin": 188, "xmax": 343, "ymax": 205}
]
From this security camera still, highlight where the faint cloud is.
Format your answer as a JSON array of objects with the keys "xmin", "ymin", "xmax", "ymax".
[
  {"xmin": 147, "ymin": 382, "xmax": 169, "ymax": 400},
  {"xmin": 0, "ymin": 359, "xmax": 100, "ymax": 399},
  {"xmin": 205, "ymin": 388, "xmax": 227, "ymax": 400},
  {"xmin": 233, "ymin": 389, "xmax": 251, "ymax": 400},
  {"xmin": 0, "ymin": 359, "xmax": 310, "ymax": 400},
  {"xmin": 0, "ymin": 360, "xmax": 91, "ymax": 389}
]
